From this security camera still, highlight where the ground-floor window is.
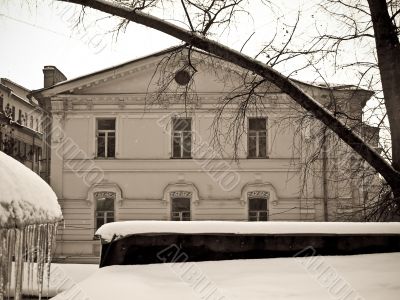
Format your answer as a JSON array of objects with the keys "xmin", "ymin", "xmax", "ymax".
[
  {"xmin": 95, "ymin": 191, "xmax": 115, "ymax": 229},
  {"xmin": 171, "ymin": 192, "xmax": 191, "ymax": 221},
  {"xmin": 248, "ymin": 197, "xmax": 268, "ymax": 221}
]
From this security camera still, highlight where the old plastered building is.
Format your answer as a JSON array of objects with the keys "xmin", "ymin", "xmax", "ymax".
[
  {"xmin": 0, "ymin": 78, "xmax": 46, "ymax": 178},
  {"xmin": 31, "ymin": 47, "xmax": 377, "ymax": 262}
]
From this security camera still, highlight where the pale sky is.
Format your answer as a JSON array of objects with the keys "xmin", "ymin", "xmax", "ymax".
[{"xmin": 0, "ymin": 0, "xmax": 326, "ymax": 90}]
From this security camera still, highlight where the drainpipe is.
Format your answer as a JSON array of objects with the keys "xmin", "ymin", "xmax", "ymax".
[{"xmin": 322, "ymin": 132, "xmax": 329, "ymax": 221}]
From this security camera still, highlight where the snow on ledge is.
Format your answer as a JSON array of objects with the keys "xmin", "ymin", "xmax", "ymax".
[
  {"xmin": 0, "ymin": 152, "xmax": 62, "ymax": 227},
  {"xmin": 96, "ymin": 220, "xmax": 400, "ymax": 242}
]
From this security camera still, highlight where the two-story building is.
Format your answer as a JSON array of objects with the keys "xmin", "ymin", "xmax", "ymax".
[{"xmin": 31, "ymin": 46, "xmax": 376, "ymax": 262}]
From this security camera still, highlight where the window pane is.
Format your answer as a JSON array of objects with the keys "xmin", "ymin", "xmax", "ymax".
[
  {"xmin": 249, "ymin": 118, "xmax": 266, "ymax": 131},
  {"xmin": 171, "ymin": 198, "xmax": 191, "ymax": 221},
  {"xmin": 97, "ymin": 134, "xmax": 105, "ymax": 157},
  {"xmin": 106, "ymin": 212, "xmax": 114, "ymax": 223},
  {"xmin": 172, "ymin": 134, "xmax": 182, "ymax": 158},
  {"xmin": 248, "ymin": 134, "xmax": 257, "ymax": 158},
  {"xmin": 259, "ymin": 132, "xmax": 267, "ymax": 157},
  {"xmin": 97, "ymin": 198, "xmax": 114, "ymax": 211},
  {"xmin": 107, "ymin": 135, "xmax": 115, "ymax": 158},
  {"xmin": 98, "ymin": 119, "xmax": 115, "ymax": 130},
  {"xmin": 96, "ymin": 214, "xmax": 105, "ymax": 229},
  {"xmin": 173, "ymin": 118, "xmax": 191, "ymax": 131},
  {"xmin": 182, "ymin": 132, "xmax": 191, "ymax": 157},
  {"xmin": 249, "ymin": 198, "xmax": 268, "ymax": 210}
]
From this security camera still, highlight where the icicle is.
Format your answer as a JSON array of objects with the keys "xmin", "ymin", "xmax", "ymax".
[
  {"xmin": 14, "ymin": 228, "xmax": 24, "ymax": 300},
  {"xmin": 6, "ymin": 229, "xmax": 15, "ymax": 300},
  {"xmin": 0, "ymin": 222, "xmax": 59, "ymax": 300},
  {"xmin": 0, "ymin": 230, "xmax": 6, "ymax": 300}
]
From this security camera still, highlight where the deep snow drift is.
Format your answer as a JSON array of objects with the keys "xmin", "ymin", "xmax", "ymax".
[{"xmin": 52, "ymin": 252, "xmax": 400, "ymax": 300}]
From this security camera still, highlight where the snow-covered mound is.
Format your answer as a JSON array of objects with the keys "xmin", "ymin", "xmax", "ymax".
[
  {"xmin": 96, "ymin": 220, "xmax": 400, "ymax": 242},
  {"xmin": 0, "ymin": 151, "xmax": 62, "ymax": 227},
  {"xmin": 52, "ymin": 252, "xmax": 400, "ymax": 300}
]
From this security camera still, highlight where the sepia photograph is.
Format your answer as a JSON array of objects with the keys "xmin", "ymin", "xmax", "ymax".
[{"xmin": 0, "ymin": 0, "xmax": 399, "ymax": 299}]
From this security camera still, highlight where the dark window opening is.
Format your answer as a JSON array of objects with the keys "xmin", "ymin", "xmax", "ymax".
[
  {"xmin": 248, "ymin": 197, "xmax": 268, "ymax": 221},
  {"xmin": 171, "ymin": 197, "xmax": 191, "ymax": 221}
]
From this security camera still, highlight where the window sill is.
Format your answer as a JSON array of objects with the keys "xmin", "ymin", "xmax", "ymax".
[
  {"xmin": 170, "ymin": 157, "xmax": 193, "ymax": 159},
  {"xmin": 247, "ymin": 156, "xmax": 269, "ymax": 159},
  {"xmin": 95, "ymin": 157, "xmax": 116, "ymax": 160}
]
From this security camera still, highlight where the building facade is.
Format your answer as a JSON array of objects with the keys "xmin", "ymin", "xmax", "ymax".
[
  {"xmin": 32, "ymin": 47, "xmax": 377, "ymax": 261},
  {"xmin": 0, "ymin": 78, "xmax": 46, "ymax": 178}
]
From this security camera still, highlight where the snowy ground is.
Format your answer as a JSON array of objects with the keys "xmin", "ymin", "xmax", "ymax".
[{"xmin": 51, "ymin": 252, "xmax": 400, "ymax": 300}]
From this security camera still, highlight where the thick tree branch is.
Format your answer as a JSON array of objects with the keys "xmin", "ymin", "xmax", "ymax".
[{"xmin": 61, "ymin": 0, "xmax": 400, "ymax": 190}]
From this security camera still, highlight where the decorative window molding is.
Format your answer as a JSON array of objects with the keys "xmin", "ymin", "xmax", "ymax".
[
  {"xmin": 240, "ymin": 182, "xmax": 278, "ymax": 206},
  {"xmin": 247, "ymin": 191, "xmax": 270, "ymax": 199},
  {"xmin": 86, "ymin": 182, "xmax": 123, "ymax": 207},
  {"xmin": 170, "ymin": 191, "xmax": 192, "ymax": 199},
  {"xmin": 162, "ymin": 182, "xmax": 200, "ymax": 206}
]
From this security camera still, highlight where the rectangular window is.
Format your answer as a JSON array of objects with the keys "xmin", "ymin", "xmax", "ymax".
[
  {"xmin": 172, "ymin": 118, "xmax": 192, "ymax": 158},
  {"xmin": 171, "ymin": 197, "xmax": 191, "ymax": 221},
  {"xmin": 248, "ymin": 118, "xmax": 267, "ymax": 158},
  {"xmin": 248, "ymin": 198, "xmax": 268, "ymax": 221},
  {"xmin": 96, "ymin": 119, "xmax": 116, "ymax": 158},
  {"xmin": 30, "ymin": 116, "xmax": 33, "ymax": 128},
  {"xmin": 26, "ymin": 144, "xmax": 32, "ymax": 161},
  {"xmin": 11, "ymin": 106, "xmax": 15, "ymax": 121},
  {"xmin": 95, "ymin": 193, "xmax": 115, "ymax": 230},
  {"xmin": 18, "ymin": 109, "xmax": 22, "ymax": 124}
]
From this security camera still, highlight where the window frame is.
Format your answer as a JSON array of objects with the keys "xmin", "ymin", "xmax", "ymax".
[
  {"xmin": 247, "ymin": 117, "xmax": 268, "ymax": 159},
  {"xmin": 248, "ymin": 197, "xmax": 269, "ymax": 221},
  {"xmin": 170, "ymin": 192, "xmax": 192, "ymax": 221},
  {"xmin": 96, "ymin": 118, "xmax": 116, "ymax": 159},
  {"xmin": 94, "ymin": 191, "xmax": 116, "ymax": 230},
  {"xmin": 171, "ymin": 117, "xmax": 192, "ymax": 159}
]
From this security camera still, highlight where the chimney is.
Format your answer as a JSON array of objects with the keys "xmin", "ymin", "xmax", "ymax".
[{"xmin": 43, "ymin": 66, "xmax": 67, "ymax": 88}]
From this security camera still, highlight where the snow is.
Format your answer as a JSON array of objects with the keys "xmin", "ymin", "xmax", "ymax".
[
  {"xmin": 6, "ymin": 263, "xmax": 98, "ymax": 298},
  {"xmin": 52, "ymin": 252, "xmax": 400, "ymax": 300},
  {"xmin": 96, "ymin": 220, "xmax": 400, "ymax": 242},
  {"xmin": 0, "ymin": 151, "xmax": 62, "ymax": 227}
]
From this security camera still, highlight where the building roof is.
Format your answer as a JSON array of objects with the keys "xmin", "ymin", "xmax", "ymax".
[{"xmin": 30, "ymin": 45, "xmax": 373, "ymax": 106}]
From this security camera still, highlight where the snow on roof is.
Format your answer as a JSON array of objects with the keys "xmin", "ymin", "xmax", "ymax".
[
  {"xmin": 0, "ymin": 151, "xmax": 62, "ymax": 228},
  {"xmin": 96, "ymin": 221, "xmax": 400, "ymax": 242}
]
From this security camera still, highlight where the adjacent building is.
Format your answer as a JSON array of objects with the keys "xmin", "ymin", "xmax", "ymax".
[
  {"xmin": 31, "ymin": 47, "xmax": 378, "ymax": 262},
  {"xmin": 0, "ymin": 78, "xmax": 46, "ymax": 178}
]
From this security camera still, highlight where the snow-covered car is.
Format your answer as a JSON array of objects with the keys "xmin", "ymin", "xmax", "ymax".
[{"xmin": 53, "ymin": 221, "xmax": 400, "ymax": 300}]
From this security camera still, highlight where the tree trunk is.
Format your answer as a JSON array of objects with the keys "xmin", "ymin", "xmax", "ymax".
[
  {"xmin": 367, "ymin": 0, "xmax": 400, "ymax": 197},
  {"xmin": 58, "ymin": 0, "xmax": 400, "ymax": 192}
]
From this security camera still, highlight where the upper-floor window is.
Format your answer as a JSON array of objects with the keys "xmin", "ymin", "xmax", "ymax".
[
  {"xmin": 30, "ymin": 116, "xmax": 33, "ymax": 128},
  {"xmin": 96, "ymin": 119, "xmax": 115, "ymax": 158},
  {"xmin": 171, "ymin": 195, "xmax": 191, "ymax": 221},
  {"xmin": 172, "ymin": 118, "xmax": 192, "ymax": 158},
  {"xmin": 248, "ymin": 118, "xmax": 267, "ymax": 158},
  {"xmin": 94, "ymin": 191, "xmax": 115, "ymax": 230},
  {"xmin": 11, "ymin": 106, "xmax": 15, "ymax": 121},
  {"xmin": 35, "ymin": 119, "xmax": 39, "ymax": 131},
  {"xmin": 18, "ymin": 109, "xmax": 22, "ymax": 124},
  {"xmin": 248, "ymin": 197, "xmax": 268, "ymax": 221}
]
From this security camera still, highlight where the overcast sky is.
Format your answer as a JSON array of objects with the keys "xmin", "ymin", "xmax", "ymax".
[{"xmin": 0, "ymin": 0, "xmax": 324, "ymax": 90}]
